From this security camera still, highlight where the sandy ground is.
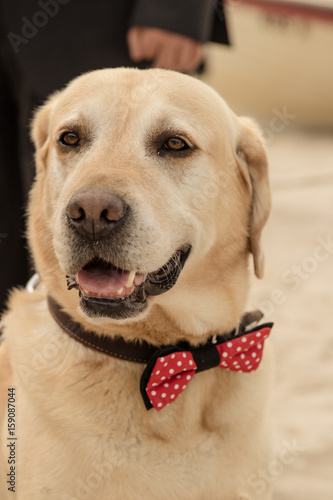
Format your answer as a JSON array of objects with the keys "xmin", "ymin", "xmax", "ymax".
[{"xmin": 247, "ymin": 128, "xmax": 333, "ymax": 499}]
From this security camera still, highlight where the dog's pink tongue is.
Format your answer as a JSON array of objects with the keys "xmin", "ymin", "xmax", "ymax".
[{"xmin": 78, "ymin": 267, "xmax": 131, "ymax": 297}]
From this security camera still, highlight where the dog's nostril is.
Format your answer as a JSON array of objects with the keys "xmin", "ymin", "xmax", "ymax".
[
  {"xmin": 67, "ymin": 202, "xmax": 86, "ymax": 221},
  {"xmin": 101, "ymin": 207, "xmax": 118, "ymax": 223},
  {"xmin": 67, "ymin": 202, "xmax": 85, "ymax": 221},
  {"xmin": 74, "ymin": 207, "xmax": 85, "ymax": 221}
]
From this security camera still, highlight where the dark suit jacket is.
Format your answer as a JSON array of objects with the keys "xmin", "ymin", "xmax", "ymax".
[{"xmin": 1, "ymin": 0, "xmax": 229, "ymax": 98}]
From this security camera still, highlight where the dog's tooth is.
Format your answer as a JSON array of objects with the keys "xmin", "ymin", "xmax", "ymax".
[
  {"xmin": 117, "ymin": 287, "xmax": 124, "ymax": 295},
  {"xmin": 125, "ymin": 270, "xmax": 136, "ymax": 289},
  {"xmin": 134, "ymin": 273, "xmax": 147, "ymax": 286}
]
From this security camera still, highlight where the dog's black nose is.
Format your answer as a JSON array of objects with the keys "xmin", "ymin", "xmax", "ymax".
[{"xmin": 67, "ymin": 188, "xmax": 128, "ymax": 240}]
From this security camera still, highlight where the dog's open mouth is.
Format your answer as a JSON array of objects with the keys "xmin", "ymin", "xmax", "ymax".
[{"xmin": 67, "ymin": 247, "xmax": 191, "ymax": 319}]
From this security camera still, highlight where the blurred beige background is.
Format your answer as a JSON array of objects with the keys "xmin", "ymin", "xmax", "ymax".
[
  {"xmin": 202, "ymin": 1, "xmax": 333, "ymax": 499},
  {"xmin": 202, "ymin": 0, "xmax": 333, "ymax": 125}
]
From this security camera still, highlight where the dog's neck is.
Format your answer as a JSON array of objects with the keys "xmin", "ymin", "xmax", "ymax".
[{"xmin": 47, "ymin": 294, "xmax": 265, "ymax": 363}]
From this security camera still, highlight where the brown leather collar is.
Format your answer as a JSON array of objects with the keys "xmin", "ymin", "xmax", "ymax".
[
  {"xmin": 47, "ymin": 295, "xmax": 158, "ymax": 363},
  {"xmin": 47, "ymin": 295, "xmax": 264, "ymax": 364}
]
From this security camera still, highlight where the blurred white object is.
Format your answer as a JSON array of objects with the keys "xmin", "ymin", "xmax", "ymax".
[
  {"xmin": 203, "ymin": 0, "xmax": 333, "ymax": 125},
  {"xmin": 25, "ymin": 273, "xmax": 40, "ymax": 293}
]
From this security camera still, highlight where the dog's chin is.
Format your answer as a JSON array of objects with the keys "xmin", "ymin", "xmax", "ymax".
[
  {"xmin": 79, "ymin": 287, "xmax": 148, "ymax": 320},
  {"xmin": 68, "ymin": 247, "xmax": 191, "ymax": 320}
]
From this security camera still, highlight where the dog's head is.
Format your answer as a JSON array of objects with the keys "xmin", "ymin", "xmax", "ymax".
[{"xmin": 29, "ymin": 68, "xmax": 270, "ymax": 339}]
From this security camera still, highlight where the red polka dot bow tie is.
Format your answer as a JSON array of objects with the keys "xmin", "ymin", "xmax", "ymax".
[
  {"xmin": 46, "ymin": 296, "xmax": 273, "ymax": 413},
  {"xmin": 140, "ymin": 322, "xmax": 273, "ymax": 411}
]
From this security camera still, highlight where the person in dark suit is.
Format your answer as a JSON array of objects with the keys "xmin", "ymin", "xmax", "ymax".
[{"xmin": 0, "ymin": 0, "xmax": 229, "ymax": 312}]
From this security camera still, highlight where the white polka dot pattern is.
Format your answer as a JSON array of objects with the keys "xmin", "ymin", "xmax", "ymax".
[
  {"xmin": 146, "ymin": 352, "xmax": 196, "ymax": 410},
  {"xmin": 216, "ymin": 327, "xmax": 270, "ymax": 372},
  {"xmin": 145, "ymin": 326, "xmax": 271, "ymax": 411}
]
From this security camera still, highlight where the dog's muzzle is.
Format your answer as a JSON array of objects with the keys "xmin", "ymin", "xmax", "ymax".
[
  {"xmin": 64, "ymin": 187, "xmax": 191, "ymax": 319},
  {"xmin": 67, "ymin": 247, "xmax": 191, "ymax": 320}
]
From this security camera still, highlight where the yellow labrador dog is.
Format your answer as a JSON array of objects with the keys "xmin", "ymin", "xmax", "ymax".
[{"xmin": 0, "ymin": 68, "xmax": 273, "ymax": 500}]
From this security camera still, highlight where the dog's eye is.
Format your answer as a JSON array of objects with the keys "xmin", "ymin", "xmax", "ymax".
[
  {"xmin": 60, "ymin": 132, "xmax": 80, "ymax": 147},
  {"xmin": 163, "ymin": 137, "xmax": 189, "ymax": 152}
]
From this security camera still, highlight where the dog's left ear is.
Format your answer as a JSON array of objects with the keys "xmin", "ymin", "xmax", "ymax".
[
  {"xmin": 30, "ymin": 92, "xmax": 59, "ymax": 170},
  {"xmin": 236, "ymin": 117, "xmax": 271, "ymax": 279}
]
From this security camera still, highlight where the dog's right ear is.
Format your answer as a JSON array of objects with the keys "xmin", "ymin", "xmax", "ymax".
[
  {"xmin": 236, "ymin": 117, "xmax": 271, "ymax": 279},
  {"xmin": 30, "ymin": 93, "xmax": 58, "ymax": 170}
]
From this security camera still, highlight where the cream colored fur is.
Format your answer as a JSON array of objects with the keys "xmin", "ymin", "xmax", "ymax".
[{"xmin": 0, "ymin": 68, "xmax": 272, "ymax": 500}]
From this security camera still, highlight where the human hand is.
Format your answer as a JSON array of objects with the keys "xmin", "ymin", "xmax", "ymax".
[{"xmin": 127, "ymin": 26, "xmax": 204, "ymax": 73}]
